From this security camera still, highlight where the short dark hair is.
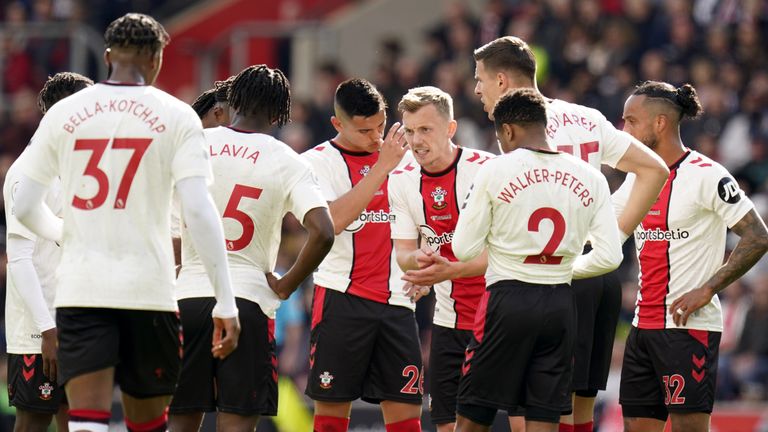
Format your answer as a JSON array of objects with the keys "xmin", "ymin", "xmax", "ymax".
[
  {"xmin": 493, "ymin": 88, "xmax": 547, "ymax": 130},
  {"xmin": 104, "ymin": 13, "xmax": 170, "ymax": 55},
  {"xmin": 191, "ymin": 88, "xmax": 216, "ymax": 119},
  {"xmin": 633, "ymin": 81, "xmax": 703, "ymax": 120},
  {"xmin": 334, "ymin": 78, "xmax": 386, "ymax": 118},
  {"xmin": 473, "ymin": 36, "xmax": 536, "ymax": 81},
  {"xmin": 38, "ymin": 72, "xmax": 93, "ymax": 114},
  {"xmin": 214, "ymin": 76, "xmax": 235, "ymax": 103},
  {"xmin": 228, "ymin": 64, "xmax": 291, "ymax": 128}
]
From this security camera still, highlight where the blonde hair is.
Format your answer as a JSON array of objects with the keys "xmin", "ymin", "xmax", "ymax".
[{"xmin": 397, "ymin": 86, "xmax": 454, "ymax": 119}]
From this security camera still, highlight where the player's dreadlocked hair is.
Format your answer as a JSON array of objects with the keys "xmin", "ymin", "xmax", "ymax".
[
  {"xmin": 633, "ymin": 81, "xmax": 703, "ymax": 120},
  {"xmin": 104, "ymin": 13, "xmax": 170, "ymax": 55},
  {"xmin": 228, "ymin": 65, "xmax": 291, "ymax": 128},
  {"xmin": 191, "ymin": 88, "xmax": 216, "ymax": 119},
  {"xmin": 37, "ymin": 72, "xmax": 93, "ymax": 114},
  {"xmin": 335, "ymin": 78, "xmax": 386, "ymax": 118},
  {"xmin": 214, "ymin": 76, "xmax": 235, "ymax": 103},
  {"xmin": 493, "ymin": 88, "xmax": 547, "ymax": 130}
]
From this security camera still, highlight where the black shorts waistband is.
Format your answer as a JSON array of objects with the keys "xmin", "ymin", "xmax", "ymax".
[{"xmin": 488, "ymin": 279, "xmax": 570, "ymax": 290}]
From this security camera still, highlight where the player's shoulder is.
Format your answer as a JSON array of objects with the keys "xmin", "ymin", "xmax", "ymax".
[
  {"xmin": 147, "ymin": 86, "xmax": 198, "ymax": 116},
  {"xmin": 2, "ymin": 152, "xmax": 25, "ymax": 198},
  {"xmin": 459, "ymin": 147, "xmax": 495, "ymax": 166},
  {"xmin": 679, "ymin": 150, "xmax": 729, "ymax": 176},
  {"xmin": 547, "ymin": 98, "xmax": 606, "ymax": 121},
  {"xmin": 301, "ymin": 140, "xmax": 337, "ymax": 160}
]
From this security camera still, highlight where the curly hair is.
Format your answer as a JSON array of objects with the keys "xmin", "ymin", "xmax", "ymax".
[
  {"xmin": 38, "ymin": 72, "xmax": 93, "ymax": 114},
  {"xmin": 104, "ymin": 13, "xmax": 170, "ymax": 55}
]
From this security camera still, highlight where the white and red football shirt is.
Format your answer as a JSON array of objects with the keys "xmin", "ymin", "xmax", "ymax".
[
  {"xmin": 454, "ymin": 147, "xmax": 622, "ymax": 285},
  {"xmin": 390, "ymin": 147, "xmax": 493, "ymax": 329},
  {"xmin": 4, "ymin": 149, "xmax": 62, "ymax": 354},
  {"xmin": 302, "ymin": 140, "xmax": 414, "ymax": 310},
  {"xmin": 613, "ymin": 150, "xmax": 754, "ymax": 331},
  {"xmin": 176, "ymin": 127, "xmax": 327, "ymax": 318},
  {"xmin": 21, "ymin": 82, "xmax": 212, "ymax": 311},
  {"xmin": 545, "ymin": 99, "xmax": 633, "ymax": 170}
]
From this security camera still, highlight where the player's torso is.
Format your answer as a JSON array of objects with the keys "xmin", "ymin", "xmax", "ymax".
[
  {"xmin": 484, "ymin": 149, "xmax": 605, "ymax": 284},
  {"xmin": 177, "ymin": 127, "xmax": 288, "ymax": 313},
  {"xmin": 395, "ymin": 148, "xmax": 491, "ymax": 329},
  {"xmin": 634, "ymin": 151, "xmax": 728, "ymax": 330},
  {"xmin": 3, "ymin": 153, "xmax": 62, "ymax": 353},
  {"xmin": 305, "ymin": 141, "xmax": 412, "ymax": 309}
]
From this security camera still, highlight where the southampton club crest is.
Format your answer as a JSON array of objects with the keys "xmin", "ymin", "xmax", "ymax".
[
  {"xmin": 39, "ymin": 382, "xmax": 53, "ymax": 400},
  {"xmin": 431, "ymin": 186, "xmax": 447, "ymax": 210},
  {"xmin": 319, "ymin": 371, "xmax": 334, "ymax": 389}
]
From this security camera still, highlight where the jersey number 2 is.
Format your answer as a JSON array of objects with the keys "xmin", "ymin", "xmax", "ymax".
[
  {"xmin": 524, "ymin": 207, "xmax": 565, "ymax": 265},
  {"xmin": 72, "ymin": 138, "xmax": 152, "ymax": 210},
  {"xmin": 223, "ymin": 184, "xmax": 263, "ymax": 251}
]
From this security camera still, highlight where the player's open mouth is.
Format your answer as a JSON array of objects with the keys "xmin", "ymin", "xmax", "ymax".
[{"xmin": 413, "ymin": 149, "xmax": 429, "ymax": 156}]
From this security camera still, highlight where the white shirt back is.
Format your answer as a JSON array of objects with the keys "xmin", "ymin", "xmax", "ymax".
[
  {"xmin": 4, "ymin": 149, "xmax": 62, "ymax": 353},
  {"xmin": 21, "ymin": 83, "xmax": 211, "ymax": 311},
  {"xmin": 545, "ymin": 99, "xmax": 633, "ymax": 169},
  {"xmin": 453, "ymin": 148, "xmax": 621, "ymax": 285},
  {"xmin": 176, "ymin": 127, "xmax": 327, "ymax": 318}
]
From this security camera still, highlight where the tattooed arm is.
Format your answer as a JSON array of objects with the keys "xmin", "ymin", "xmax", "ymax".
[{"xmin": 670, "ymin": 208, "xmax": 768, "ymax": 326}]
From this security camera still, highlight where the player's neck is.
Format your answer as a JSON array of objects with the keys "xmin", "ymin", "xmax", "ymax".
[
  {"xmin": 107, "ymin": 65, "xmax": 149, "ymax": 85},
  {"xmin": 422, "ymin": 144, "xmax": 458, "ymax": 174},
  {"xmin": 657, "ymin": 134, "xmax": 687, "ymax": 167},
  {"xmin": 515, "ymin": 130, "xmax": 552, "ymax": 153},
  {"xmin": 229, "ymin": 116, "xmax": 270, "ymax": 134}
]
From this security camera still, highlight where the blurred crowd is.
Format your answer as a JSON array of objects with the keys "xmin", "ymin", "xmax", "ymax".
[{"xmin": 1, "ymin": 0, "xmax": 767, "ymax": 420}]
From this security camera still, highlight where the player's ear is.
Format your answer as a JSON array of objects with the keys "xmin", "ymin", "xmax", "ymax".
[
  {"xmin": 330, "ymin": 116, "xmax": 343, "ymax": 134},
  {"xmin": 654, "ymin": 113, "xmax": 668, "ymax": 134},
  {"xmin": 447, "ymin": 119, "xmax": 458, "ymax": 139}
]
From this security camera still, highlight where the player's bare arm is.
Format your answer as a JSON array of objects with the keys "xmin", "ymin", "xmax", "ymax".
[
  {"xmin": 328, "ymin": 123, "xmax": 406, "ymax": 234},
  {"xmin": 402, "ymin": 250, "xmax": 488, "ymax": 286},
  {"xmin": 268, "ymin": 207, "xmax": 335, "ymax": 299},
  {"xmin": 670, "ymin": 208, "xmax": 768, "ymax": 326},
  {"xmin": 614, "ymin": 142, "xmax": 669, "ymax": 237}
]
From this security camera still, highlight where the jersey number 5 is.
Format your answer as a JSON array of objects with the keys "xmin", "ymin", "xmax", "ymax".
[
  {"xmin": 524, "ymin": 207, "xmax": 565, "ymax": 265},
  {"xmin": 72, "ymin": 138, "xmax": 152, "ymax": 210},
  {"xmin": 223, "ymin": 184, "xmax": 263, "ymax": 251}
]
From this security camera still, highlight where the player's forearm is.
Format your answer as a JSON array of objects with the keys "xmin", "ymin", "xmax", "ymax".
[
  {"xmin": 277, "ymin": 208, "xmax": 335, "ymax": 298},
  {"xmin": 396, "ymin": 247, "xmax": 422, "ymax": 272},
  {"xmin": 6, "ymin": 236, "xmax": 56, "ymax": 332},
  {"xmin": 13, "ymin": 176, "xmax": 63, "ymax": 243},
  {"xmin": 451, "ymin": 250, "xmax": 488, "ymax": 278},
  {"xmin": 702, "ymin": 209, "xmax": 768, "ymax": 296},
  {"xmin": 328, "ymin": 165, "xmax": 389, "ymax": 234},
  {"xmin": 177, "ymin": 177, "xmax": 237, "ymax": 318},
  {"xmin": 614, "ymin": 145, "xmax": 669, "ymax": 235}
]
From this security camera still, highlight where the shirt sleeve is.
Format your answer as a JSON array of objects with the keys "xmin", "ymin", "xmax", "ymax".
[
  {"xmin": 389, "ymin": 174, "xmax": 419, "ymax": 240},
  {"xmin": 598, "ymin": 114, "xmax": 634, "ymax": 168},
  {"xmin": 572, "ymin": 176, "xmax": 623, "ymax": 279},
  {"xmin": 283, "ymin": 151, "xmax": 329, "ymax": 224},
  {"xmin": 21, "ymin": 116, "xmax": 60, "ymax": 187},
  {"xmin": 301, "ymin": 149, "xmax": 338, "ymax": 202},
  {"xmin": 171, "ymin": 108, "xmax": 213, "ymax": 184},
  {"xmin": 4, "ymin": 163, "xmax": 38, "ymax": 241},
  {"xmin": 6, "ymin": 234, "xmax": 56, "ymax": 332},
  {"xmin": 453, "ymin": 164, "xmax": 493, "ymax": 262},
  {"xmin": 701, "ymin": 168, "xmax": 754, "ymax": 228}
]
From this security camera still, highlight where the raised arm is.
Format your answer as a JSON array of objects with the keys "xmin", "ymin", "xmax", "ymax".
[{"xmin": 328, "ymin": 124, "xmax": 406, "ymax": 234}]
